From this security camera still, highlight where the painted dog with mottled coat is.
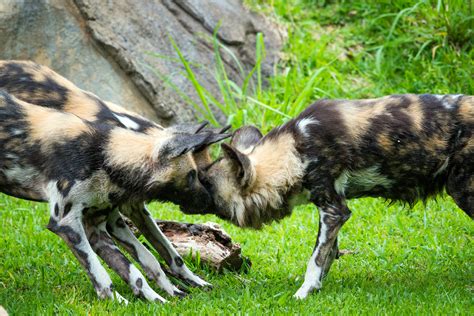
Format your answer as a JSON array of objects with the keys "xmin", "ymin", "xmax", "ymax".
[
  {"xmin": 0, "ymin": 61, "xmax": 230, "ymax": 302},
  {"xmin": 0, "ymin": 61, "xmax": 221, "ymax": 171},
  {"xmin": 192, "ymin": 94, "xmax": 473, "ymax": 299}
]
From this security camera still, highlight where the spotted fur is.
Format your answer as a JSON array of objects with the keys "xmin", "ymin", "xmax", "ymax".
[
  {"xmin": 196, "ymin": 94, "xmax": 473, "ymax": 299},
  {"xmin": 0, "ymin": 61, "xmax": 230, "ymax": 301},
  {"xmin": 0, "ymin": 60, "xmax": 225, "ymax": 168},
  {"xmin": 0, "ymin": 60, "xmax": 156, "ymax": 132}
]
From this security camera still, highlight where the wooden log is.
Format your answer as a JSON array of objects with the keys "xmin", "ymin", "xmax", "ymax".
[
  {"xmin": 127, "ymin": 220, "xmax": 250, "ymax": 272},
  {"xmin": 127, "ymin": 220, "xmax": 353, "ymax": 273}
]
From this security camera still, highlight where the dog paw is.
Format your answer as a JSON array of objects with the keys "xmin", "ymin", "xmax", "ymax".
[
  {"xmin": 186, "ymin": 276, "xmax": 213, "ymax": 289},
  {"xmin": 113, "ymin": 291, "xmax": 129, "ymax": 305},
  {"xmin": 173, "ymin": 289, "xmax": 188, "ymax": 299},
  {"xmin": 293, "ymin": 282, "xmax": 320, "ymax": 300}
]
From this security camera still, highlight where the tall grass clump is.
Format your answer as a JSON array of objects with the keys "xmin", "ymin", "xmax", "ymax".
[
  {"xmin": 148, "ymin": 25, "xmax": 350, "ymax": 132},
  {"xmin": 149, "ymin": 0, "xmax": 472, "ymax": 134},
  {"xmin": 247, "ymin": 0, "xmax": 474, "ymax": 96}
]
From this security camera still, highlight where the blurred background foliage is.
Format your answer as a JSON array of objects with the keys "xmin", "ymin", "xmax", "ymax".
[{"xmin": 162, "ymin": 0, "xmax": 473, "ymax": 132}]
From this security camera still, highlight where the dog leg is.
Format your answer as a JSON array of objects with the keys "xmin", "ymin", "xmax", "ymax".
[
  {"xmin": 294, "ymin": 202, "xmax": 351, "ymax": 299},
  {"xmin": 83, "ymin": 213, "xmax": 167, "ymax": 303},
  {"xmin": 106, "ymin": 210, "xmax": 186, "ymax": 298},
  {"xmin": 125, "ymin": 205, "xmax": 211, "ymax": 288},
  {"xmin": 322, "ymin": 237, "xmax": 339, "ymax": 279},
  {"xmin": 46, "ymin": 203, "xmax": 127, "ymax": 303}
]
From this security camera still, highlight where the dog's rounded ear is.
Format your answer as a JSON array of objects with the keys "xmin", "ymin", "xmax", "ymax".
[
  {"xmin": 161, "ymin": 132, "xmax": 231, "ymax": 159},
  {"xmin": 231, "ymin": 125, "xmax": 263, "ymax": 153},
  {"xmin": 221, "ymin": 143, "xmax": 255, "ymax": 189}
]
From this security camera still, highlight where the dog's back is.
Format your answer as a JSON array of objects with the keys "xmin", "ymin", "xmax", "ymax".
[
  {"xmin": 0, "ymin": 91, "xmax": 98, "ymax": 201},
  {"xmin": 284, "ymin": 94, "xmax": 473, "ymax": 213},
  {"xmin": 0, "ymin": 60, "xmax": 157, "ymax": 132}
]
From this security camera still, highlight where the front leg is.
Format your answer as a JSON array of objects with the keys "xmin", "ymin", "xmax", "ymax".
[
  {"xmin": 46, "ymin": 202, "xmax": 127, "ymax": 303},
  {"xmin": 124, "ymin": 205, "xmax": 211, "ymax": 288},
  {"xmin": 106, "ymin": 210, "xmax": 185, "ymax": 298},
  {"xmin": 323, "ymin": 237, "xmax": 339, "ymax": 279},
  {"xmin": 294, "ymin": 201, "xmax": 351, "ymax": 299},
  {"xmin": 83, "ymin": 212, "xmax": 167, "ymax": 303}
]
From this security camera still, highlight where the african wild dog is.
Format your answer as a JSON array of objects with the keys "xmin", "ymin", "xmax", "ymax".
[
  {"xmin": 0, "ymin": 60, "xmax": 229, "ymax": 302},
  {"xmin": 191, "ymin": 94, "xmax": 473, "ymax": 299},
  {"xmin": 0, "ymin": 90, "xmax": 231, "ymax": 302},
  {"xmin": 0, "ymin": 61, "xmax": 222, "ymax": 170}
]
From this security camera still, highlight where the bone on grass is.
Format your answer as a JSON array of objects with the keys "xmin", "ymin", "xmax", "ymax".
[{"xmin": 127, "ymin": 219, "xmax": 250, "ymax": 272}]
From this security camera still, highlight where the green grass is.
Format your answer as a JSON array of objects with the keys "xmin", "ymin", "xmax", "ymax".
[
  {"xmin": 1, "ymin": 0, "xmax": 474, "ymax": 314},
  {"xmin": 1, "ymin": 196, "xmax": 472, "ymax": 314}
]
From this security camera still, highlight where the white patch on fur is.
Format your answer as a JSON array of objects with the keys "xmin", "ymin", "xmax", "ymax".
[
  {"xmin": 334, "ymin": 171, "xmax": 349, "ymax": 196},
  {"xmin": 11, "ymin": 129, "xmax": 24, "ymax": 136},
  {"xmin": 82, "ymin": 245, "xmax": 114, "ymax": 298},
  {"xmin": 129, "ymin": 264, "xmax": 167, "ymax": 303},
  {"xmin": 46, "ymin": 183, "xmax": 117, "ymax": 300},
  {"xmin": 72, "ymin": 221, "xmax": 114, "ymax": 297},
  {"xmin": 334, "ymin": 166, "xmax": 394, "ymax": 196},
  {"xmin": 434, "ymin": 94, "xmax": 463, "ymax": 110},
  {"xmin": 434, "ymin": 157, "xmax": 449, "ymax": 177},
  {"xmin": 5, "ymin": 153, "xmax": 18, "ymax": 160},
  {"xmin": 113, "ymin": 292, "xmax": 129, "ymax": 304},
  {"xmin": 297, "ymin": 117, "xmax": 319, "ymax": 137},
  {"xmin": 113, "ymin": 113, "xmax": 140, "ymax": 130},
  {"xmin": 294, "ymin": 212, "xmax": 328, "ymax": 299},
  {"xmin": 4, "ymin": 166, "xmax": 39, "ymax": 183},
  {"xmin": 46, "ymin": 181, "xmax": 63, "ymax": 217}
]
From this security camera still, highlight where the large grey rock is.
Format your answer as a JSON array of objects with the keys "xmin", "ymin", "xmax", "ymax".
[
  {"xmin": 0, "ymin": 0, "xmax": 283, "ymax": 125},
  {"xmin": 0, "ymin": 0, "xmax": 160, "ymax": 121}
]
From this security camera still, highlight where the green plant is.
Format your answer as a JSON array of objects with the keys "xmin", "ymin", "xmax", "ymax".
[{"xmin": 1, "ymin": 1, "xmax": 473, "ymax": 314}]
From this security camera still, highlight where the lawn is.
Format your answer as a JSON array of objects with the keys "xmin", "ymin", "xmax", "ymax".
[{"xmin": 1, "ymin": 0, "xmax": 473, "ymax": 315}]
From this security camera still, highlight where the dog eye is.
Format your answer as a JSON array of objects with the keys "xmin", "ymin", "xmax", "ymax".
[
  {"xmin": 187, "ymin": 170, "xmax": 197, "ymax": 182},
  {"xmin": 198, "ymin": 172, "xmax": 210, "ymax": 186}
]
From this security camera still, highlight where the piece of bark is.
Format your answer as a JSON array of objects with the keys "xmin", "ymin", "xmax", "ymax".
[{"xmin": 127, "ymin": 219, "xmax": 250, "ymax": 272}]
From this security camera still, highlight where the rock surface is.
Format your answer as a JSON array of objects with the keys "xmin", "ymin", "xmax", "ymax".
[{"xmin": 0, "ymin": 0, "xmax": 283, "ymax": 125}]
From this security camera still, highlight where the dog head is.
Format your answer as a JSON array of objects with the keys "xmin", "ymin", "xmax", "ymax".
[
  {"xmin": 145, "ymin": 123, "xmax": 232, "ymax": 213},
  {"xmin": 184, "ymin": 126, "xmax": 270, "ymax": 227}
]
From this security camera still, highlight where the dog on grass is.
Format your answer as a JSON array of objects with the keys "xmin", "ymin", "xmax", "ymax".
[
  {"xmin": 0, "ymin": 61, "xmax": 223, "ymax": 171},
  {"xmin": 190, "ymin": 94, "xmax": 473, "ymax": 299},
  {"xmin": 0, "ymin": 61, "xmax": 230, "ymax": 303}
]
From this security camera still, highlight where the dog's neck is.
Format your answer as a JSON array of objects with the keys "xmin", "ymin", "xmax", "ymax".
[
  {"xmin": 239, "ymin": 132, "xmax": 306, "ymax": 227},
  {"xmin": 102, "ymin": 127, "xmax": 169, "ymax": 200}
]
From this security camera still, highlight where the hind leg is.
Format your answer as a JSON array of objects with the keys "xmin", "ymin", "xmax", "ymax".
[{"xmin": 447, "ymin": 165, "xmax": 474, "ymax": 218}]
